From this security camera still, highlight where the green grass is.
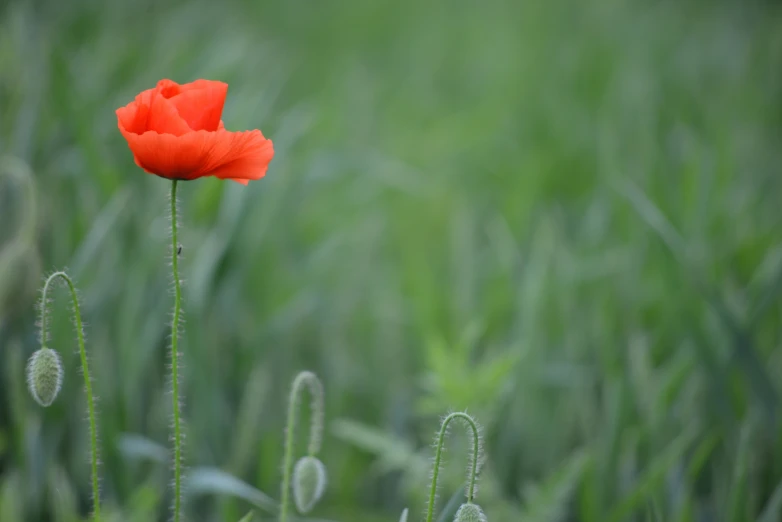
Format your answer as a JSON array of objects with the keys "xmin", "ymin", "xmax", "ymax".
[{"xmin": 2, "ymin": 0, "xmax": 782, "ymax": 520}]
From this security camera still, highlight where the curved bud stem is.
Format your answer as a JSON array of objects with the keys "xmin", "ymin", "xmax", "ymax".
[
  {"xmin": 280, "ymin": 371, "xmax": 325, "ymax": 522},
  {"xmin": 169, "ymin": 179, "xmax": 184, "ymax": 522},
  {"xmin": 40, "ymin": 271, "xmax": 100, "ymax": 521},
  {"xmin": 425, "ymin": 412, "xmax": 482, "ymax": 522}
]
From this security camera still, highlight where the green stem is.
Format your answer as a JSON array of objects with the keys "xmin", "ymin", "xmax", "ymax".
[
  {"xmin": 170, "ymin": 180, "xmax": 183, "ymax": 522},
  {"xmin": 280, "ymin": 371, "xmax": 325, "ymax": 522},
  {"xmin": 41, "ymin": 271, "xmax": 100, "ymax": 521},
  {"xmin": 425, "ymin": 412, "xmax": 482, "ymax": 522}
]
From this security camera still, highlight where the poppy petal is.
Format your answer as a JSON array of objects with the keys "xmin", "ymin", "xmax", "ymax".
[
  {"xmin": 116, "ymin": 86, "xmax": 191, "ymax": 136},
  {"xmin": 201, "ymin": 130, "xmax": 274, "ymax": 182},
  {"xmin": 169, "ymin": 81, "xmax": 228, "ymax": 132},
  {"xmin": 146, "ymin": 92, "xmax": 192, "ymax": 136},
  {"xmin": 177, "ymin": 79, "xmax": 223, "ymax": 94},
  {"xmin": 116, "ymin": 88, "xmax": 154, "ymax": 135},
  {"xmin": 117, "ymin": 120, "xmax": 273, "ymax": 182},
  {"xmin": 156, "ymin": 79, "xmax": 183, "ymax": 99},
  {"xmin": 118, "ymin": 126, "xmax": 212, "ymax": 179}
]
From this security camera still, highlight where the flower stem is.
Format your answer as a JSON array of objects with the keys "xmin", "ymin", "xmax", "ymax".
[
  {"xmin": 41, "ymin": 271, "xmax": 100, "ymax": 521},
  {"xmin": 280, "ymin": 371, "xmax": 324, "ymax": 522},
  {"xmin": 425, "ymin": 412, "xmax": 481, "ymax": 522},
  {"xmin": 170, "ymin": 179, "xmax": 183, "ymax": 522}
]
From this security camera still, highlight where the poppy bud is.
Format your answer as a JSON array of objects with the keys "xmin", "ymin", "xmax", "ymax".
[
  {"xmin": 27, "ymin": 348, "xmax": 63, "ymax": 407},
  {"xmin": 454, "ymin": 503, "xmax": 487, "ymax": 522},
  {"xmin": 292, "ymin": 456, "xmax": 327, "ymax": 514}
]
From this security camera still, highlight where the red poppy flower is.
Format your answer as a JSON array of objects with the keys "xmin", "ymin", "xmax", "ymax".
[{"xmin": 116, "ymin": 79, "xmax": 274, "ymax": 185}]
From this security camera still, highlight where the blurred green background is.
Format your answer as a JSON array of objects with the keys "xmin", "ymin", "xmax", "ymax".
[{"xmin": 2, "ymin": 0, "xmax": 782, "ymax": 520}]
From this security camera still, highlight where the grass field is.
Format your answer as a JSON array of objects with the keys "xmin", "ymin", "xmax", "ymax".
[{"xmin": 2, "ymin": 0, "xmax": 782, "ymax": 520}]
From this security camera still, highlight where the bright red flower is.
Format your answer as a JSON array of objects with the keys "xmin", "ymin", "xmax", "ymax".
[{"xmin": 116, "ymin": 79, "xmax": 273, "ymax": 185}]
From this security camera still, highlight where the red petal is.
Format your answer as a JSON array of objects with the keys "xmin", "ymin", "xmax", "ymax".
[
  {"xmin": 117, "ymin": 120, "xmax": 273, "ymax": 182},
  {"xmin": 169, "ymin": 81, "xmax": 228, "ymax": 132},
  {"xmin": 116, "ymin": 88, "xmax": 154, "ymax": 134},
  {"xmin": 177, "ymin": 79, "xmax": 224, "ymax": 94},
  {"xmin": 156, "ymin": 79, "xmax": 182, "ymax": 98},
  {"xmin": 118, "ymin": 128, "xmax": 208, "ymax": 179},
  {"xmin": 203, "ymin": 130, "xmax": 274, "ymax": 182},
  {"xmin": 146, "ymin": 92, "xmax": 191, "ymax": 136},
  {"xmin": 115, "ymin": 84, "xmax": 190, "ymax": 136}
]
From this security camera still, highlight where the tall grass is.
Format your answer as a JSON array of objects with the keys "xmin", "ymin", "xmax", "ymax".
[{"xmin": 1, "ymin": 0, "xmax": 782, "ymax": 520}]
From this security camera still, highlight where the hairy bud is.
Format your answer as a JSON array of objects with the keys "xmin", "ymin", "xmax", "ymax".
[
  {"xmin": 454, "ymin": 503, "xmax": 487, "ymax": 522},
  {"xmin": 27, "ymin": 348, "xmax": 63, "ymax": 406},
  {"xmin": 292, "ymin": 456, "xmax": 327, "ymax": 514}
]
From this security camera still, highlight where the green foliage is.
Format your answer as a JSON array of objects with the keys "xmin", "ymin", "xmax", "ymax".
[
  {"xmin": 1, "ymin": 0, "xmax": 782, "ymax": 520},
  {"xmin": 186, "ymin": 468, "xmax": 277, "ymax": 514},
  {"xmin": 519, "ymin": 450, "xmax": 589, "ymax": 522}
]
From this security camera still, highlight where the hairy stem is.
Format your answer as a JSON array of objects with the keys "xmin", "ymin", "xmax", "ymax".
[
  {"xmin": 170, "ymin": 179, "xmax": 183, "ymax": 522},
  {"xmin": 280, "ymin": 371, "xmax": 325, "ymax": 522},
  {"xmin": 425, "ymin": 412, "xmax": 482, "ymax": 522},
  {"xmin": 41, "ymin": 271, "xmax": 100, "ymax": 521}
]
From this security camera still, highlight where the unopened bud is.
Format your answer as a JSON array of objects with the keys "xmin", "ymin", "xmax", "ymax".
[
  {"xmin": 27, "ymin": 348, "xmax": 63, "ymax": 407},
  {"xmin": 454, "ymin": 503, "xmax": 487, "ymax": 522},
  {"xmin": 292, "ymin": 456, "xmax": 327, "ymax": 514}
]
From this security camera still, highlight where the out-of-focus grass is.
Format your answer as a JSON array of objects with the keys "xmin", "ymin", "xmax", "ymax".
[{"xmin": 1, "ymin": 0, "xmax": 782, "ymax": 520}]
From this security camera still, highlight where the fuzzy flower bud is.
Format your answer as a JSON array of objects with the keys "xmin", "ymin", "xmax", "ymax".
[
  {"xmin": 454, "ymin": 503, "xmax": 487, "ymax": 522},
  {"xmin": 292, "ymin": 456, "xmax": 327, "ymax": 514},
  {"xmin": 27, "ymin": 348, "xmax": 63, "ymax": 407}
]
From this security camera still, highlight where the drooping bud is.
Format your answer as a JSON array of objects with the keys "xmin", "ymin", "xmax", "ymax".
[
  {"xmin": 292, "ymin": 456, "xmax": 327, "ymax": 514},
  {"xmin": 454, "ymin": 503, "xmax": 487, "ymax": 522},
  {"xmin": 27, "ymin": 348, "xmax": 63, "ymax": 406}
]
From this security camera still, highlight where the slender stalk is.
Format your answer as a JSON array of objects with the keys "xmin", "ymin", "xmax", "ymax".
[
  {"xmin": 279, "ymin": 386, "xmax": 297, "ymax": 522},
  {"xmin": 170, "ymin": 179, "xmax": 183, "ymax": 522},
  {"xmin": 41, "ymin": 271, "xmax": 100, "ymax": 521},
  {"xmin": 280, "ymin": 371, "xmax": 325, "ymax": 522},
  {"xmin": 425, "ymin": 412, "xmax": 482, "ymax": 522}
]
